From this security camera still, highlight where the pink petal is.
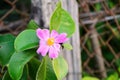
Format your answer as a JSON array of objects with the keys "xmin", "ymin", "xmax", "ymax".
[
  {"xmin": 36, "ymin": 28, "xmax": 49, "ymax": 40},
  {"xmin": 51, "ymin": 30, "xmax": 58, "ymax": 38},
  {"xmin": 43, "ymin": 29, "xmax": 50, "ymax": 40},
  {"xmin": 55, "ymin": 33, "xmax": 68, "ymax": 43},
  {"xmin": 37, "ymin": 44, "xmax": 49, "ymax": 56},
  {"xmin": 49, "ymin": 46, "xmax": 58, "ymax": 58},
  {"xmin": 36, "ymin": 29, "xmax": 44, "ymax": 39},
  {"xmin": 39, "ymin": 40, "xmax": 46, "ymax": 45},
  {"xmin": 53, "ymin": 43, "xmax": 60, "ymax": 52}
]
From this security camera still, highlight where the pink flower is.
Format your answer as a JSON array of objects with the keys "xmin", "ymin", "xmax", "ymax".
[{"xmin": 36, "ymin": 28, "xmax": 68, "ymax": 58}]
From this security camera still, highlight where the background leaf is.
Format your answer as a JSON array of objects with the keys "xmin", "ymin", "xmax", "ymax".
[
  {"xmin": 50, "ymin": 2, "xmax": 75, "ymax": 37},
  {"xmin": 52, "ymin": 56, "xmax": 68, "ymax": 80},
  {"xmin": 62, "ymin": 43, "xmax": 72, "ymax": 50},
  {"xmin": 27, "ymin": 20, "xmax": 39, "ymax": 30},
  {"xmin": 8, "ymin": 49, "xmax": 36, "ymax": 80},
  {"xmin": 115, "ymin": 59, "xmax": 120, "ymax": 67},
  {"xmin": 20, "ymin": 65, "xmax": 28, "ymax": 80},
  {"xmin": 36, "ymin": 56, "xmax": 57, "ymax": 80},
  {"xmin": 14, "ymin": 30, "xmax": 39, "ymax": 51},
  {"xmin": 0, "ymin": 34, "xmax": 15, "ymax": 66},
  {"xmin": 106, "ymin": 72, "xmax": 119, "ymax": 80},
  {"xmin": 28, "ymin": 58, "xmax": 41, "ymax": 80},
  {"xmin": 82, "ymin": 76, "xmax": 100, "ymax": 80},
  {"xmin": 2, "ymin": 71, "xmax": 12, "ymax": 80}
]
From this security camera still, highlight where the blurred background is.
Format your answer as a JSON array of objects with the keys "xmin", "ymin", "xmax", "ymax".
[{"xmin": 1, "ymin": 0, "xmax": 120, "ymax": 80}]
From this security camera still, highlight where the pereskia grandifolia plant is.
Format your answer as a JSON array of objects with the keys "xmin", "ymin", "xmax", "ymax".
[{"xmin": 0, "ymin": 2, "xmax": 75, "ymax": 80}]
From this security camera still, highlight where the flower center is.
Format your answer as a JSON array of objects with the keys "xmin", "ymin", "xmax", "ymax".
[{"xmin": 47, "ymin": 38, "xmax": 54, "ymax": 46}]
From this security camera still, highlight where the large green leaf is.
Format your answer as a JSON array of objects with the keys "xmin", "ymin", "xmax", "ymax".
[
  {"xmin": 28, "ymin": 58, "xmax": 41, "ymax": 80},
  {"xmin": 3, "ymin": 66, "xmax": 28, "ymax": 80},
  {"xmin": 36, "ymin": 56, "xmax": 57, "ymax": 80},
  {"xmin": 52, "ymin": 56, "xmax": 68, "ymax": 80},
  {"xmin": 27, "ymin": 20, "xmax": 39, "ymax": 30},
  {"xmin": 14, "ymin": 30, "xmax": 39, "ymax": 51},
  {"xmin": 8, "ymin": 50, "xmax": 36, "ymax": 80},
  {"xmin": 0, "ymin": 34, "xmax": 15, "ymax": 66},
  {"xmin": 50, "ymin": 2, "xmax": 75, "ymax": 37}
]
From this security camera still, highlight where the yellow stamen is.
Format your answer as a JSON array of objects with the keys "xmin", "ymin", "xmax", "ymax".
[{"xmin": 47, "ymin": 38, "xmax": 54, "ymax": 46}]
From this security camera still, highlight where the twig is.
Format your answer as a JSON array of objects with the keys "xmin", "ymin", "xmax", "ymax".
[
  {"xmin": 0, "ymin": 19, "xmax": 27, "ymax": 31},
  {"xmin": 81, "ymin": 15, "xmax": 120, "ymax": 24},
  {"xmin": 79, "ymin": 9, "xmax": 120, "ymax": 18},
  {"xmin": 89, "ymin": 19, "xmax": 107, "ymax": 78}
]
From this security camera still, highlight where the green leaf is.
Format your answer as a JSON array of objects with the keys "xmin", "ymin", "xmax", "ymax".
[
  {"xmin": 14, "ymin": 30, "xmax": 39, "ymax": 51},
  {"xmin": 50, "ymin": 2, "xmax": 75, "ymax": 37},
  {"xmin": 2, "ymin": 71, "xmax": 12, "ymax": 80},
  {"xmin": 8, "ymin": 49, "xmax": 36, "ymax": 80},
  {"xmin": 52, "ymin": 56, "xmax": 68, "ymax": 80},
  {"xmin": 95, "ymin": 3, "xmax": 101, "ymax": 11},
  {"xmin": 36, "ymin": 56, "xmax": 57, "ymax": 80},
  {"xmin": 118, "ymin": 67, "xmax": 120, "ymax": 73},
  {"xmin": 20, "ymin": 65, "xmax": 28, "ymax": 80},
  {"xmin": 28, "ymin": 58, "xmax": 41, "ymax": 80},
  {"xmin": 0, "ymin": 34, "xmax": 15, "ymax": 66},
  {"xmin": 82, "ymin": 76, "xmax": 100, "ymax": 80},
  {"xmin": 109, "ymin": 2, "xmax": 114, "ymax": 8},
  {"xmin": 107, "ymin": 72, "xmax": 118, "ymax": 80},
  {"xmin": 0, "ymin": 34, "xmax": 15, "ymax": 42},
  {"xmin": 3, "ymin": 66, "xmax": 28, "ymax": 80},
  {"xmin": 27, "ymin": 20, "xmax": 39, "ymax": 30},
  {"xmin": 115, "ymin": 59, "xmax": 120, "ymax": 67},
  {"xmin": 62, "ymin": 43, "xmax": 72, "ymax": 50}
]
